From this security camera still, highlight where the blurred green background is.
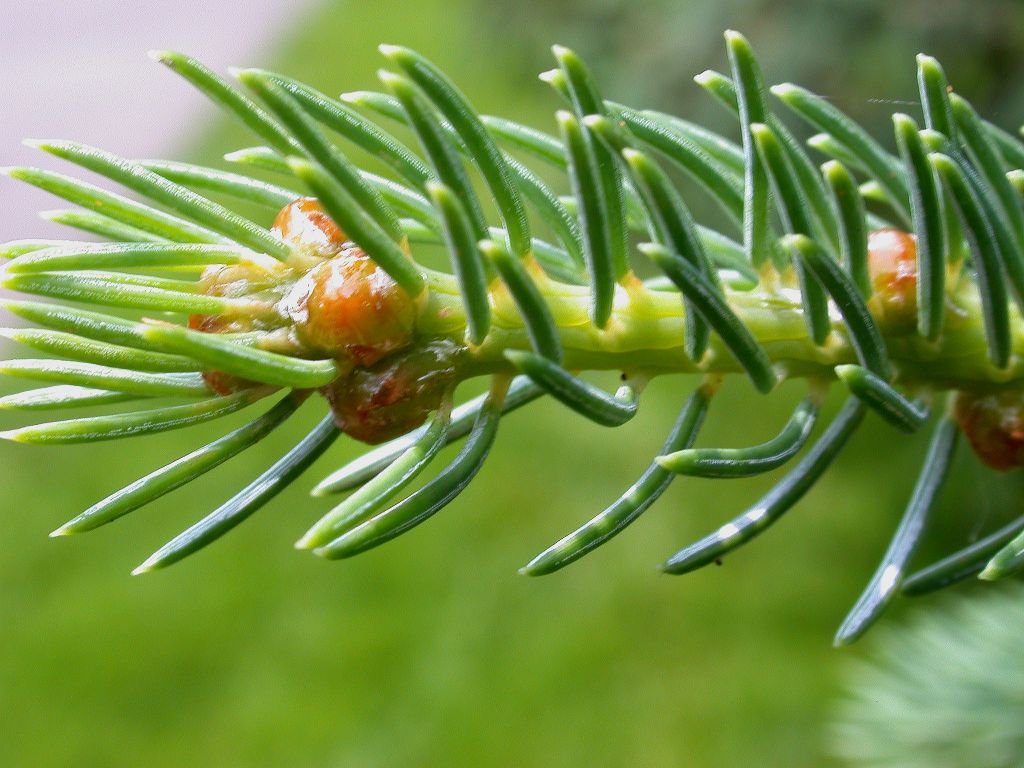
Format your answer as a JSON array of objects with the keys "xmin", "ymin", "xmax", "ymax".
[{"xmin": 3, "ymin": 0, "xmax": 1024, "ymax": 765}]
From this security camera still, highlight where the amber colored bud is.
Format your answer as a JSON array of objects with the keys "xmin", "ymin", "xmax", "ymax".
[
  {"xmin": 322, "ymin": 340, "xmax": 463, "ymax": 444},
  {"xmin": 188, "ymin": 197, "xmax": 418, "ymax": 393},
  {"xmin": 284, "ymin": 247, "xmax": 416, "ymax": 368},
  {"xmin": 186, "ymin": 263, "xmax": 284, "ymax": 395},
  {"xmin": 867, "ymin": 228, "xmax": 918, "ymax": 329},
  {"xmin": 272, "ymin": 197, "xmax": 346, "ymax": 251},
  {"xmin": 183, "ymin": 312, "xmax": 256, "ymax": 395},
  {"xmin": 196, "ymin": 369, "xmax": 254, "ymax": 397},
  {"xmin": 954, "ymin": 389, "xmax": 1024, "ymax": 471}
]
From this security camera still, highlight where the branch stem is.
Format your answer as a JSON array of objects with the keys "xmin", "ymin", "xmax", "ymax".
[{"xmin": 416, "ymin": 264, "xmax": 1024, "ymax": 390}]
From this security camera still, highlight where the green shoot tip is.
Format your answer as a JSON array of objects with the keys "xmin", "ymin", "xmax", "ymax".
[
  {"xmin": 554, "ymin": 109, "xmax": 576, "ymax": 128},
  {"xmin": 977, "ymin": 564, "xmax": 1001, "ymax": 581},
  {"xmin": 749, "ymin": 122, "xmax": 771, "ymax": 138},
  {"xmin": 376, "ymin": 69, "xmax": 403, "ymax": 87},
  {"xmin": 780, "ymin": 233, "xmax": 813, "ymax": 251},
  {"xmin": 307, "ymin": 483, "xmax": 331, "ymax": 498},
  {"xmin": 130, "ymin": 558, "xmax": 161, "ymax": 576},
  {"xmin": 338, "ymin": 91, "xmax": 371, "ymax": 105},
  {"xmin": 284, "ymin": 156, "xmax": 314, "ymax": 175},
  {"xmin": 833, "ymin": 364, "xmax": 860, "ymax": 382}
]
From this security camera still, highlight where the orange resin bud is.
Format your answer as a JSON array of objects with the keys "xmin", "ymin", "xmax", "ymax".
[
  {"xmin": 189, "ymin": 262, "xmax": 287, "ymax": 395},
  {"xmin": 189, "ymin": 196, "xmax": 422, "ymax": 400},
  {"xmin": 322, "ymin": 340, "xmax": 462, "ymax": 444},
  {"xmin": 272, "ymin": 197, "xmax": 347, "ymax": 254},
  {"xmin": 285, "ymin": 247, "xmax": 416, "ymax": 368},
  {"xmin": 954, "ymin": 389, "xmax": 1024, "ymax": 471},
  {"xmin": 867, "ymin": 228, "xmax": 918, "ymax": 329}
]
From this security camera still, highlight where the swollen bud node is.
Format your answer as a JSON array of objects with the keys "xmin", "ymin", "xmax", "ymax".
[
  {"xmin": 322, "ymin": 340, "xmax": 463, "ymax": 444},
  {"xmin": 954, "ymin": 389, "xmax": 1024, "ymax": 471},
  {"xmin": 190, "ymin": 196, "xmax": 454, "ymax": 443},
  {"xmin": 867, "ymin": 228, "xmax": 919, "ymax": 331}
]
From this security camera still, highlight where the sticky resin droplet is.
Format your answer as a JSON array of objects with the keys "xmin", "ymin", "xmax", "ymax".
[
  {"xmin": 272, "ymin": 196, "xmax": 347, "ymax": 253},
  {"xmin": 867, "ymin": 228, "xmax": 919, "ymax": 331},
  {"xmin": 283, "ymin": 247, "xmax": 416, "ymax": 369},
  {"xmin": 322, "ymin": 340, "xmax": 464, "ymax": 444},
  {"xmin": 954, "ymin": 388, "xmax": 1024, "ymax": 471}
]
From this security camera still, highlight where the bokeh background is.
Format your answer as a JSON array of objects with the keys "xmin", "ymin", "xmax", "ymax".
[{"xmin": 3, "ymin": 1, "xmax": 1024, "ymax": 765}]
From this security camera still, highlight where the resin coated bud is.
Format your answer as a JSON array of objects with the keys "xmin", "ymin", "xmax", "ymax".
[
  {"xmin": 190, "ymin": 302, "xmax": 257, "ymax": 395},
  {"xmin": 867, "ymin": 228, "xmax": 918, "ymax": 330},
  {"xmin": 322, "ymin": 340, "xmax": 463, "ymax": 444},
  {"xmin": 954, "ymin": 389, "xmax": 1024, "ymax": 471},
  {"xmin": 284, "ymin": 248, "xmax": 416, "ymax": 368},
  {"xmin": 273, "ymin": 197, "xmax": 417, "ymax": 368},
  {"xmin": 189, "ymin": 197, "xmax": 419, "ymax": 396},
  {"xmin": 189, "ymin": 262, "xmax": 291, "ymax": 395},
  {"xmin": 272, "ymin": 196, "xmax": 347, "ymax": 255}
]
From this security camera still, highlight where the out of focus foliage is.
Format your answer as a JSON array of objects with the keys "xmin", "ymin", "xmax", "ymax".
[
  {"xmin": 832, "ymin": 584, "xmax": 1024, "ymax": 766},
  {"xmin": 3, "ymin": 0, "xmax": 1024, "ymax": 766},
  {"xmin": 481, "ymin": 0, "xmax": 1024, "ymax": 118}
]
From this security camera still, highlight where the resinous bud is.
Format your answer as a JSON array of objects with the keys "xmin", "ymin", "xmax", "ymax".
[
  {"xmin": 283, "ymin": 248, "xmax": 416, "ymax": 368},
  {"xmin": 321, "ymin": 339, "xmax": 463, "ymax": 444},
  {"xmin": 272, "ymin": 196, "xmax": 347, "ymax": 255},
  {"xmin": 867, "ymin": 228, "xmax": 918, "ymax": 330},
  {"xmin": 954, "ymin": 389, "xmax": 1024, "ymax": 470},
  {"xmin": 191, "ymin": 197, "xmax": 420, "ymax": 394},
  {"xmin": 189, "ymin": 261, "xmax": 293, "ymax": 395},
  {"xmin": 186, "ymin": 196, "xmax": 456, "ymax": 442},
  {"xmin": 275, "ymin": 197, "xmax": 416, "ymax": 368}
]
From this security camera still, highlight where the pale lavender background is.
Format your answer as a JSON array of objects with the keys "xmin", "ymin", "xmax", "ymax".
[{"xmin": 0, "ymin": 0, "xmax": 311, "ymax": 241}]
